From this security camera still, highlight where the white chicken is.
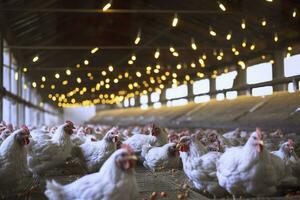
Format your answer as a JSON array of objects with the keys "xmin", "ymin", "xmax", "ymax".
[
  {"xmin": 45, "ymin": 147, "xmax": 138, "ymax": 200},
  {"xmin": 123, "ymin": 124, "xmax": 168, "ymax": 154},
  {"xmin": 271, "ymin": 139, "xmax": 298, "ymax": 186},
  {"xmin": 0, "ymin": 126, "xmax": 37, "ymax": 195},
  {"xmin": 141, "ymin": 143, "xmax": 180, "ymax": 171},
  {"xmin": 27, "ymin": 121, "xmax": 75, "ymax": 174},
  {"xmin": 217, "ymin": 128, "xmax": 285, "ymax": 198},
  {"xmin": 73, "ymin": 127, "xmax": 119, "ymax": 173},
  {"xmin": 178, "ymin": 135, "xmax": 227, "ymax": 198}
]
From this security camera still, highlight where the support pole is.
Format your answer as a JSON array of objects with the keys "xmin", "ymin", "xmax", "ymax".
[
  {"xmin": 0, "ymin": 32, "xmax": 3, "ymax": 121},
  {"xmin": 234, "ymin": 68, "xmax": 250, "ymax": 96},
  {"xmin": 187, "ymin": 83, "xmax": 194, "ymax": 102},
  {"xmin": 272, "ymin": 51, "xmax": 286, "ymax": 92},
  {"xmin": 209, "ymin": 77, "xmax": 216, "ymax": 99}
]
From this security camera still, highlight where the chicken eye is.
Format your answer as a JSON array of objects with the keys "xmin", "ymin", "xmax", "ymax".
[{"xmin": 252, "ymin": 136, "xmax": 257, "ymax": 140}]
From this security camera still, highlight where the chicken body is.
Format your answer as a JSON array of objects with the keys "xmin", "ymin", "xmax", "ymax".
[
  {"xmin": 179, "ymin": 136, "xmax": 227, "ymax": 197},
  {"xmin": 217, "ymin": 130, "xmax": 285, "ymax": 197},
  {"xmin": 45, "ymin": 148, "xmax": 138, "ymax": 200},
  {"xmin": 74, "ymin": 128, "xmax": 118, "ymax": 173},
  {"xmin": 142, "ymin": 143, "xmax": 180, "ymax": 171},
  {"xmin": 123, "ymin": 124, "xmax": 167, "ymax": 153},
  {"xmin": 0, "ymin": 128, "xmax": 36, "ymax": 195},
  {"xmin": 27, "ymin": 122, "xmax": 75, "ymax": 174}
]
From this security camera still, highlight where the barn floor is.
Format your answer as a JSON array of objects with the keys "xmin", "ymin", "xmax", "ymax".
[{"xmin": 2, "ymin": 164, "xmax": 300, "ymax": 200}]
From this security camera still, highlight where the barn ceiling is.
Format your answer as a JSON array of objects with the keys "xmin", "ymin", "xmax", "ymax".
[{"xmin": 0, "ymin": 0, "xmax": 300, "ymax": 107}]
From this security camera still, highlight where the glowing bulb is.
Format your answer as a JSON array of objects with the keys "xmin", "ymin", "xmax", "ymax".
[
  {"xmin": 250, "ymin": 44, "xmax": 256, "ymax": 50},
  {"xmin": 23, "ymin": 67, "xmax": 28, "ymax": 72},
  {"xmin": 66, "ymin": 69, "xmax": 71, "ymax": 75},
  {"xmin": 287, "ymin": 46, "xmax": 292, "ymax": 51},
  {"xmin": 108, "ymin": 65, "xmax": 114, "ymax": 72},
  {"xmin": 154, "ymin": 49, "xmax": 160, "ymax": 59},
  {"xmin": 55, "ymin": 73, "xmax": 60, "ymax": 79},
  {"xmin": 292, "ymin": 9, "xmax": 297, "ymax": 18},
  {"xmin": 134, "ymin": 29, "xmax": 141, "ymax": 45},
  {"xmin": 190, "ymin": 62, "xmax": 196, "ymax": 68},
  {"xmin": 136, "ymin": 71, "xmax": 142, "ymax": 77},
  {"xmin": 218, "ymin": 1, "xmax": 226, "ymax": 11},
  {"xmin": 91, "ymin": 47, "xmax": 99, "ymax": 54},
  {"xmin": 102, "ymin": 71, "xmax": 107, "ymax": 76},
  {"xmin": 172, "ymin": 13, "xmax": 178, "ymax": 27},
  {"xmin": 217, "ymin": 55, "xmax": 222, "ymax": 60},
  {"xmin": 234, "ymin": 51, "xmax": 240, "ymax": 56},
  {"xmin": 209, "ymin": 27, "xmax": 217, "ymax": 36},
  {"xmin": 238, "ymin": 61, "xmax": 246, "ymax": 69},
  {"xmin": 84, "ymin": 60, "xmax": 89, "ymax": 65},
  {"xmin": 32, "ymin": 56, "xmax": 39, "ymax": 62},
  {"xmin": 191, "ymin": 38, "xmax": 197, "ymax": 50},
  {"xmin": 169, "ymin": 46, "xmax": 175, "ymax": 52},
  {"xmin": 128, "ymin": 60, "xmax": 134, "ymax": 65},
  {"xmin": 242, "ymin": 39, "xmax": 247, "ymax": 47},
  {"xmin": 131, "ymin": 55, "xmax": 136, "ymax": 61},
  {"xmin": 241, "ymin": 19, "xmax": 246, "ymax": 29},
  {"xmin": 76, "ymin": 77, "xmax": 82, "ymax": 83},
  {"xmin": 41, "ymin": 76, "xmax": 46, "ymax": 82},
  {"xmin": 172, "ymin": 52, "xmax": 179, "ymax": 57},
  {"xmin": 32, "ymin": 82, "xmax": 37, "ymax": 88},
  {"xmin": 274, "ymin": 33, "xmax": 278, "ymax": 42},
  {"xmin": 265, "ymin": 0, "xmax": 273, "ymax": 2},
  {"xmin": 226, "ymin": 31, "xmax": 232, "ymax": 40},
  {"xmin": 176, "ymin": 64, "xmax": 182, "ymax": 70},
  {"xmin": 103, "ymin": 0, "xmax": 112, "ymax": 11},
  {"xmin": 261, "ymin": 18, "xmax": 267, "ymax": 26}
]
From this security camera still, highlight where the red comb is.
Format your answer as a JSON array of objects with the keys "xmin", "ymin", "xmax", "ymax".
[
  {"xmin": 256, "ymin": 128, "xmax": 262, "ymax": 139},
  {"xmin": 288, "ymin": 139, "xmax": 294, "ymax": 146},
  {"xmin": 121, "ymin": 144, "xmax": 134, "ymax": 155},
  {"xmin": 21, "ymin": 125, "xmax": 30, "ymax": 134}
]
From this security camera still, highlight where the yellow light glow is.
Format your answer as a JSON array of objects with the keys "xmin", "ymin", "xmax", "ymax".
[
  {"xmin": 66, "ymin": 69, "xmax": 71, "ymax": 75},
  {"xmin": 32, "ymin": 56, "xmax": 39, "ymax": 62},
  {"xmin": 190, "ymin": 62, "xmax": 196, "ymax": 68},
  {"xmin": 287, "ymin": 46, "xmax": 292, "ymax": 51},
  {"xmin": 136, "ymin": 71, "xmax": 142, "ymax": 77},
  {"xmin": 154, "ymin": 49, "xmax": 160, "ymax": 59},
  {"xmin": 172, "ymin": 52, "xmax": 179, "ymax": 57},
  {"xmin": 172, "ymin": 13, "xmax": 178, "ymax": 27},
  {"xmin": 84, "ymin": 60, "xmax": 89, "ymax": 65},
  {"xmin": 114, "ymin": 78, "xmax": 119, "ymax": 83},
  {"xmin": 274, "ymin": 33, "xmax": 278, "ymax": 42},
  {"xmin": 238, "ymin": 61, "xmax": 246, "ymax": 69},
  {"xmin": 241, "ymin": 19, "xmax": 246, "ymax": 29},
  {"xmin": 234, "ymin": 51, "xmax": 240, "ymax": 56},
  {"xmin": 102, "ymin": 71, "xmax": 107, "ymax": 76},
  {"xmin": 76, "ymin": 64, "xmax": 80, "ymax": 68},
  {"xmin": 128, "ymin": 60, "xmax": 134, "ymax": 65},
  {"xmin": 250, "ymin": 44, "xmax": 256, "ymax": 50},
  {"xmin": 31, "ymin": 82, "xmax": 36, "ymax": 88},
  {"xmin": 131, "ymin": 55, "xmax": 136, "ymax": 61},
  {"xmin": 55, "ymin": 73, "xmax": 60, "ymax": 79},
  {"xmin": 191, "ymin": 38, "xmax": 197, "ymax": 50},
  {"xmin": 108, "ymin": 65, "xmax": 114, "ymax": 72},
  {"xmin": 293, "ymin": 9, "xmax": 297, "ymax": 18},
  {"xmin": 242, "ymin": 39, "xmax": 247, "ymax": 47},
  {"xmin": 226, "ymin": 31, "xmax": 232, "ymax": 40},
  {"xmin": 76, "ymin": 77, "xmax": 82, "ymax": 83},
  {"xmin": 91, "ymin": 47, "xmax": 99, "ymax": 54},
  {"xmin": 217, "ymin": 55, "xmax": 222, "ymax": 60},
  {"xmin": 209, "ymin": 27, "xmax": 217, "ymax": 36},
  {"xmin": 40, "ymin": 84, "xmax": 44, "ymax": 89},
  {"xmin": 51, "ymin": 84, "xmax": 55, "ymax": 89},
  {"xmin": 261, "ymin": 18, "xmax": 267, "ymax": 26},
  {"xmin": 169, "ymin": 46, "xmax": 175, "ymax": 52},
  {"xmin": 176, "ymin": 64, "xmax": 182, "ymax": 70},
  {"xmin": 103, "ymin": 1, "xmax": 111, "ymax": 11},
  {"xmin": 218, "ymin": 1, "xmax": 226, "ymax": 11},
  {"xmin": 42, "ymin": 76, "xmax": 46, "ymax": 82},
  {"xmin": 23, "ymin": 67, "xmax": 28, "ymax": 72},
  {"xmin": 62, "ymin": 80, "xmax": 68, "ymax": 85}
]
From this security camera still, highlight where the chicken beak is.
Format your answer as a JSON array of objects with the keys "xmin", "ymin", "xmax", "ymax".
[
  {"xmin": 257, "ymin": 140, "xmax": 264, "ymax": 152},
  {"xmin": 126, "ymin": 155, "xmax": 138, "ymax": 161}
]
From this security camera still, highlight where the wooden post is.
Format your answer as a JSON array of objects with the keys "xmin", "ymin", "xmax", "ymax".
[
  {"xmin": 209, "ymin": 77, "xmax": 216, "ymax": 99},
  {"xmin": 272, "ymin": 51, "xmax": 286, "ymax": 91}
]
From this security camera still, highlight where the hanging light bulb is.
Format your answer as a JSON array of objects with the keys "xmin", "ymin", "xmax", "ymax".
[
  {"xmin": 172, "ymin": 13, "xmax": 178, "ymax": 27},
  {"xmin": 292, "ymin": 8, "xmax": 297, "ymax": 18},
  {"xmin": 238, "ymin": 61, "xmax": 246, "ymax": 70},
  {"xmin": 226, "ymin": 31, "xmax": 232, "ymax": 40},
  {"xmin": 32, "ymin": 55, "xmax": 39, "ymax": 62},
  {"xmin": 108, "ymin": 65, "xmax": 114, "ymax": 72},
  {"xmin": 154, "ymin": 49, "xmax": 160, "ymax": 59},
  {"xmin": 191, "ymin": 38, "xmax": 197, "ymax": 50},
  {"xmin": 84, "ymin": 60, "xmax": 89, "ymax": 65},
  {"xmin": 55, "ymin": 73, "xmax": 60, "ymax": 79},
  {"xmin": 102, "ymin": 0, "xmax": 112, "ymax": 11},
  {"xmin": 241, "ymin": 19, "xmax": 246, "ymax": 29},
  {"xmin": 217, "ymin": 1, "xmax": 226, "ymax": 11},
  {"xmin": 41, "ymin": 76, "xmax": 46, "ymax": 82},
  {"xmin": 131, "ymin": 54, "xmax": 136, "ymax": 61},
  {"xmin": 250, "ymin": 43, "xmax": 256, "ymax": 50},
  {"xmin": 274, "ymin": 33, "xmax": 279, "ymax": 42},
  {"xmin": 91, "ymin": 47, "xmax": 99, "ymax": 54},
  {"xmin": 134, "ymin": 29, "xmax": 141, "ymax": 45},
  {"xmin": 242, "ymin": 39, "xmax": 247, "ymax": 47},
  {"xmin": 66, "ymin": 69, "xmax": 71, "ymax": 75},
  {"xmin": 23, "ymin": 67, "xmax": 28, "ymax": 72},
  {"xmin": 261, "ymin": 18, "xmax": 267, "ymax": 26},
  {"xmin": 169, "ymin": 46, "xmax": 175, "ymax": 52},
  {"xmin": 209, "ymin": 27, "xmax": 217, "ymax": 36}
]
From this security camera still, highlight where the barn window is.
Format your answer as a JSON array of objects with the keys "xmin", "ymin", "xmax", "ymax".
[
  {"xmin": 284, "ymin": 54, "xmax": 300, "ymax": 77},
  {"xmin": 193, "ymin": 79, "xmax": 209, "ymax": 95},
  {"xmin": 216, "ymin": 71, "xmax": 237, "ymax": 90},
  {"xmin": 166, "ymin": 84, "xmax": 188, "ymax": 100},
  {"xmin": 194, "ymin": 95, "xmax": 210, "ymax": 103}
]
